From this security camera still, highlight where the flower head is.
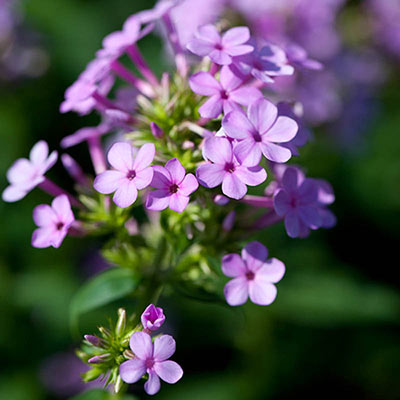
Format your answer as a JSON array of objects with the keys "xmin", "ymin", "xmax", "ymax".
[
  {"xmin": 2, "ymin": 141, "xmax": 58, "ymax": 202},
  {"xmin": 146, "ymin": 158, "xmax": 198, "ymax": 212},
  {"xmin": 189, "ymin": 66, "xmax": 262, "ymax": 118},
  {"xmin": 222, "ymin": 241, "xmax": 285, "ymax": 306},
  {"xmin": 196, "ymin": 137, "xmax": 267, "ymax": 200},
  {"xmin": 141, "ymin": 304, "xmax": 166, "ymax": 331},
  {"xmin": 94, "ymin": 142, "xmax": 155, "ymax": 208},
  {"xmin": 187, "ymin": 24, "xmax": 253, "ymax": 65},
  {"xmin": 222, "ymin": 98, "xmax": 298, "ymax": 165},
  {"xmin": 119, "ymin": 331, "xmax": 183, "ymax": 395},
  {"xmin": 32, "ymin": 194, "xmax": 75, "ymax": 248}
]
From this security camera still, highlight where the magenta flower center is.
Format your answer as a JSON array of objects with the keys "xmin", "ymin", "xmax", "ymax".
[
  {"xmin": 246, "ymin": 270, "xmax": 255, "ymax": 281},
  {"xmin": 290, "ymin": 196, "xmax": 298, "ymax": 208},
  {"xmin": 169, "ymin": 183, "xmax": 179, "ymax": 194},
  {"xmin": 224, "ymin": 162, "xmax": 236, "ymax": 173},
  {"xmin": 145, "ymin": 358, "xmax": 155, "ymax": 369},
  {"xmin": 220, "ymin": 90, "xmax": 229, "ymax": 100},
  {"xmin": 215, "ymin": 43, "xmax": 223, "ymax": 51},
  {"xmin": 126, "ymin": 170, "xmax": 136, "ymax": 180},
  {"xmin": 252, "ymin": 131, "xmax": 262, "ymax": 142},
  {"xmin": 56, "ymin": 222, "xmax": 64, "ymax": 231}
]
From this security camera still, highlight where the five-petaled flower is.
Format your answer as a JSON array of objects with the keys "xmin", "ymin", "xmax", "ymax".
[
  {"xmin": 119, "ymin": 331, "xmax": 183, "ymax": 396},
  {"xmin": 94, "ymin": 142, "xmax": 155, "ymax": 208},
  {"xmin": 222, "ymin": 241, "xmax": 285, "ymax": 306},
  {"xmin": 141, "ymin": 304, "xmax": 166, "ymax": 332},
  {"xmin": 189, "ymin": 66, "xmax": 262, "ymax": 118},
  {"xmin": 146, "ymin": 158, "xmax": 198, "ymax": 213},
  {"xmin": 2, "ymin": 141, "xmax": 58, "ymax": 202},
  {"xmin": 196, "ymin": 137, "xmax": 267, "ymax": 200},
  {"xmin": 32, "ymin": 194, "xmax": 75, "ymax": 248},
  {"xmin": 222, "ymin": 98, "xmax": 298, "ymax": 165},
  {"xmin": 187, "ymin": 24, "xmax": 253, "ymax": 65}
]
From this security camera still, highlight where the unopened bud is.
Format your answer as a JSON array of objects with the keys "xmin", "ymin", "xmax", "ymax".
[
  {"xmin": 116, "ymin": 308, "xmax": 126, "ymax": 337},
  {"xmin": 88, "ymin": 353, "xmax": 112, "ymax": 364},
  {"xmin": 114, "ymin": 375, "xmax": 124, "ymax": 393},
  {"xmin": 98, "ymin": 327, "xmax": 112, "ymax": 339},
  {"xmin": 222, "ymin": 211, "xmax": 236, "ymax": 232},
  {"xmin": 83, "ymin": 368, "xmax": 103, "ymax": 382},
  {"xmin": 84, "ymin": 334, "xmax": 102, "ymax": 347},
  {"xmin": 123, "ymin": 349, "xmax": 135, "ymax": 359},
  {"xmin": 150, "ymin": 122, "xmax": 164, "ymax": 138}
]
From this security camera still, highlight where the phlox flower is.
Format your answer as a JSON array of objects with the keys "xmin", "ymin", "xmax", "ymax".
[
  {"xmin": 119, "ymin": 331, "xmax": 183, "ymax": 396},
  {"xmin": 2, "ymin": 141, "xmax": 58, "ymax": 202},
  {"xmin": 222, "ymin": 98, "xmax": 298, "ymax": 165},
  {"xmin": 146, "ymin": 158, "xmax": 198, "ymax": 213},
  {"xmin": 187, "ymin": 24, "xmax": 253, "ymax": 65},
  {"xmin": 222, "ymin": 241, "xmax": 285, "ymax": 306},
  {"xmin": 32, "ymin": 194, "xmax": 75, "ymax": 248},
  {"xmin": 196, "ymin": 137, "xmax": 266, "ymax": 200},
  {"xmin": 141, "ymin": 304, "xmax": 165, "ymax": 331},
  {"xmin": 189, "ymin": 66, "xmax": 262, "ymax": 118},
  {"xmin": 94, "ymin": 142, "xmax": 155, "ymax": 208}
]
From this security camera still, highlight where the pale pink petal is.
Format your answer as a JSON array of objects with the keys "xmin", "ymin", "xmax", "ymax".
[
  {"xmin": 2, "ymin": 185, "xmax": 28, "ymax": 202},
  {"xmin": 151, "ymin": 165, "xmax": 171, "ymax": 189},
  {"xmin": 133, "ymin": 143, "xmax": 155, "ymax": 171},
  {"xmin": 222, "ymin": 253, "xmax": 246, "ymax": 277},
  {"xmin": 30, "ymin": 141, "xmax": 48, "ymax": 165},
  {"xmin": 187, "ymin": 38, "xmax": 215, "ymax": 56},
  {"xmin": 248, "ymin": 281, "xmax": 277, "ymax": 305},
  {"xmin": 119, "ymin": 359, "xmax": 146, "ymax": 384},
  {"xmin": 242, "ymin": 241, "xmax": 267, "ymax": 271},
  {"xmin": 113, "ymin": 180, "xmax": 138, "ymax": 208},
  {"xmin": 264, "ymin": 116, "xmax": 298, "ymax": 142},
  {"xmin": 146, "ymin": 190, "xmax": 170, "ymax": 211},
  {"xmin": 179, "ymin": 174, "xmax": 198, "ymax": 196},
  {"xmin": 284, "ymin": 211, "xmax": 300, "ymax": 238},
  {"xmin": 43, "ymin": 150, "xmax": 58, "ymax": 172},
  {"xmin": 234, "ymin": 166, "xmax": 267, "ymax": 186},
  {"xmin": 219, "ymin": 66, "xmax": 243, "ymax": 91},
  {"xmin": 197, "ymin": 24, "xmax": 220, "ymax": 43},
  {"xmin": 33, "ymin": 204, "xmax": 56, "ymax": 227},
  {"xmin": 154, "ymin": 361, "xmax": 183, "ymax": 384},
  {"xmin": 107, "ymin": 142, "xmax": 134, "ymax": 172},
  {"xmin": 260, "ymin": 142, "xmax": 292, "ymax": 163},
  {"xmin": 209, "ymin": 49, "xmax": 232, "ymax": 65},
  {"xmin": 196, "ymin": 164, "xmax": 225, "ymax": 188},
  {"xmin": 222, "ymin": 26, "xmax": 250, "ymax": 47},
  {"xmin": 199, "ymin": 95, "xmax": 223, "ymax": 118},
  {"xmin": 224, "ymin": 277, "xmax": 248, "ymax": 306},
  {"xmin": 165, "ymin": 158, "xmax": 185, "ymax": 184},
  {"xmin": 189, "ymin": 72, "xmax": 221, "ymax": 96},
  {"xmin": 222, "ymin": 173, "xmax": 247, "ymax": 199},
  {"xmin": 233, "ymin": 139, "xmax": 261, "ymax": 166},
  {"xmin": 273, "ymin": 189, "xmax": 290, "ymax": 216},
  {"xmin": 248, "ymin": 99, "xmax": 278, "ymax": 134},
  {"xmin": 134, "ymin": 167, "xmax": 154, "ymax": 190},
  {"xmin": 6, "ymin": 159, "xmax": 34, "ymax": 184},
  {"xmin": 129, "ymin": 331, "xmax": 153, "ymax": 360},
  {"xmin": 222, "ymin": 111, "xmax": 255, "ymax": 140},
  {"xmin": 229, "ymin": 86, "xmax": 263, "ymax": 106},
  {"xmin": 169, "ymin": 194, "xmax": 189, "ymax": 212},
  {"xmin": 225, "ymin": 44, "xmax": 254, "ymax": 56},
  {"xmin": 153, "ymin": 335, "xmax": 176, "ymax": 362},
  {"xmin": 256, "ymin": 258, "xmax": 285, "ymax": 283},
  {"xmin": 223, "ymin": 99, "xmax": 244, "ymax": 115},
  {"xmin": 94, "ymin": 171, "xmax": 126, "ymax": 194},
  {"xmin": 51, "ymin": 230, "xmax": 68, "ymax": 248},
  {"xmin": 51, "ymin": 195, "xmax": 72, "ymax": 219},
  {"xmin": 203, "ymin": 137, "xmax": 233, "ymax": 164},
  {"xmin": 32, "ymin": 227, "xmax": 55, "ymax": 248},
  {"xmin": 144, "ymin": 370, "xmax": 161, "ymax": 395}
]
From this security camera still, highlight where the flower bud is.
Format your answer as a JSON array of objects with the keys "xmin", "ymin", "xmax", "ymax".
[
  {"xmin": 116, "ymin": 308, "xmax": 126, "ymax": 337},
  {"xmin": 84, "ymin": 334, "xmax": 103, "ymax": 347},
  {"xmin": 141, "ymin": 304, "xmax": 165, "ymax": 331},
  {"xmin": 114, "ymin": 375, "xmax": 124, "ymax": 393},
  {"xmin": 150, "ymin": 122, "xmax": 164, "ymax": 138},
  {"xmin": 88, "ymin": 353, "xmax": 112, "ymax": 364},
  {"xmin": 222, "ymin": 211, "xmax": 236, "ymax": 232}
]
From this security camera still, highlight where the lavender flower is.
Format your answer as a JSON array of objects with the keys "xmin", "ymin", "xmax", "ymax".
[
  {"xmin": 189, "ymin": 66, "xmax": 262, "ymax": 118},
  {"xmin": 196, "ymin": 137, "xmax": 267, "ymax": 200},
  {"xmin": 141, "ymin": 304, "xmax": 166, "ymax": 331},
  {"xmin": 222, "ymin": 241, "xmax": 285, "ymax": 306},
  {"xmin": 94, "ymin": 142, "xmax": 155, "ymax": 208},
  {"xmin": 222, "ymin": 98, "xmax": 298, "ymax": 165},
  {"xmin": 119, "ymin": 331, "xmax": 183, "ymax": 395},
  {"xmin": 146, "ymin": 158, "xmax": 198, "ymax": 213},
  {"xmin": 2, "ymin": 141, "xmax": 57, "ymax": 202},
  {"xmin": 187, "ymin": 24, "xmax": 253, "ymax": 65},
  {"xmin": 32, "ymin": 194, "xmax": 75, "ymax": 248}
]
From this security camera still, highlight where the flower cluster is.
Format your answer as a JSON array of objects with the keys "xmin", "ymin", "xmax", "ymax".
[{"xmin": 2, "ymin": 1, "xmax": 337, "ymax": 396}]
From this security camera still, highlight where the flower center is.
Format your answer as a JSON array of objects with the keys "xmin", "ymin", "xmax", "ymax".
[
  {"xmin": 56, "ymin": 222, "xmax": 64, "ymax": 231},
  {"xmin": 126, "ymin": 170, "xmax": 136, "ymax": 180},
  {"xmin": 215, "ymin": 43, "xmax": 223, "ymax": 51},
  {"xmin": 224, "ymin": 162, "xmax": 235, "ymax": 173},
  {"xmin": 252, "ymin": 131, "xmax": 262, "ymax": 142},
  {"xmin": 290, "ymin": 197, "xmax": 298, "ymax": 208},
  {"xmin": 169, "ymin": 183, "xmax": 179, "ymax": 194},
  {"xmin": 220, "ymin": 90, "xmax": 229, "ymax": 100},
  {"xmin": 246, "ymin": 271, "xmax": 255, "ymax": 281},
  {"xmin": 145, "ymin": 358, "xmax": 155, "ymax": 369}
]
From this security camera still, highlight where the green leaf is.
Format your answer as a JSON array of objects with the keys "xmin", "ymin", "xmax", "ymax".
[
  {"xmin": 70, "ymin": 389, "xmax": 138, "ymax": 400},
  {"xmin": 70, "ymin": 268, "xmax": 139, "ymax": 332}
]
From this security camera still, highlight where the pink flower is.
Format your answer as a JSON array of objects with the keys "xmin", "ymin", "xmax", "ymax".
[
  {"xmin": 146, "ymin": 158, "xmax": 198, "ymax": 213},
  {"xmin": 187, "ymin": 24, "xmax": 253, "ymax": 65},
  {"xmin": 119, "ymin": 331, "xmax": 183, "ymax": 396},
  {"xmin": 189, "ymin": 66, "xmax": 262, "ymax": 118},
  {"xmin": 141, "ymin": 304, "xmax": 165, "ymax": 331},
  {"xmin": 2, "ymin": 141, "xmax": 58, "ymax": 202},
  {"xmin": 94, "ymin": 142, "xmax": 155, "ymax": 208},
  {"xmin": 222, "ymin": 241, "xmax": 285, "ymax": 306},
  {"xmin": 32, "ymin": 194, "xmax": 75, "ymax": 248},
  {"xmin": 196, "ymin": 137, "xmax": 267, "ymax": 200},
  {"xmin": 222, "ymin": 98, "xmax": 298, "ymax": 166}
]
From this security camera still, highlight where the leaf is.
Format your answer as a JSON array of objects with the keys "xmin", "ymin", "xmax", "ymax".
[
  {"xmin": 70, "ymin": 389, "xmax": 138, "ymax": 400},
  {"xmin": 70, "ymin": 268, "xmax": 139, "ymax": 332}
]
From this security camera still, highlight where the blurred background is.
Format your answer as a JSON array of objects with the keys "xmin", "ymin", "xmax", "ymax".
[{"xmin": 0, "ymin": 0, "xmax": 399, "ymax": 399}]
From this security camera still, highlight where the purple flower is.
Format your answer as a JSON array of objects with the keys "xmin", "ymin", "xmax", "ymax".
[
  {"xmin": 189, "ymin": 66, "xmax": 262, "ymax": 118},
  {"xmin": 60, "ymin": 124, "xmax": 110, "ymax": 149},
  {"xmin": 146, "ymin": 158, "xmax": 198, "ymax": 213},
  {"xmin": 119, "ymin": 331, "xmax": 183, "ymax": 396},
  {"xmin": 141, "ymin": 304, "xmax": 166, "ymax": 331},
  {"xmin": 93, "ymin": 142, "xmax": 155, "ymax": 208},
  {"xmin": 222, "ymin": 98, "xmax": 298, "ymax": 165},
  {"xmin": 222, "ymin": 241, "xmax": 285, "ymax": 306},
  {"xmin": 196, "ymin": 137, "xmax": 267, "ymax": 200},
  {"xmin": 2, "ymin": 141, "xmax": 58, "ymax": 202},
  {"xmin": 285, "ymin": 43, "xmax": 323, "ymax": 71},
  {"xmin": 32, "ymin": 194, "xmax": 75, "ymax": 248},
  {"xmin": 187, "ymin": 24, "xmax": 253, "ymax": 65},
  {"xmin": 273, "ymin": 167, "xmax": 323, "ymax": 238}
]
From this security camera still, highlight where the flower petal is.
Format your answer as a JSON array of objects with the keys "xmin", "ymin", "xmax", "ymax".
[
  {"xmin": 144, "ymin": 370, "xmax": 161, "ymax": 395},
  {"xmin": 146, "ymin": 190, "xmax": 170, "ymax": 211},
  {"xmin": 94, "ymin": 171, "xmax": 126, "ymax": 194},
  {"xmin": 197, "ymin": 24, "xmax": 220, "ymax": 44},
  {"xmin": 129, "ymin": 331, "xmax": 153, "ymax": 360},
  {"xmin": 2, "ymin": 185, "xmax": 28, "ymax": 202},
  {"xmin": 134, "ymin": 166, "xmax": 154, "ymax": 190},
  {"xmin": 242, "ymin": 241, "xmax": 267, "ymax": 271},
  {"xmin": 153, "ymin": 335, "xmax": 176, "ymax": 362},
  {"xmin": 179, "ymin": 174, "xmax": 198, "ymax": 196},
  {"xmin": 264, "ymin": 116, "xmax": 298, "ymax": 143},
  {"xmin": 107, "ymin": 142, "xmax": 134, "ymax": 172},
  {"xmin": 222, "ymin": 173, "xmax": 247, "ymax": 199},
  {"xmin": 119, "ymin": 359, "xmax": 146, "ymax": 384},
  {"xmin": 284, "ymin": 211, "xmax": 300, "ymax": 238},
  {"xmin": 298, "ymin": 205, "xmax": 322, "ymax": 228},
  {"xmin": 133, "ymin": 143, "xmax": 155, "ymax": 171},
  {"xmin": 203, "ymin": 137, "xmax": 233, "ymax": 164},
  {"xmin": 282, "ymin": 167, "xmax": 299, "ymax": 192},
  {"xmin": 273, "ymin": 189, "xmax": 290, "ymax": 216},
  {"xmin": 186, "ymin": 38, "xmax": 215, "ymax": 56},
  {"xmin": 51, "ymin": 195, "xmax": 73, "ymax": 220},
  {"xmin": 234, "ymin": 166, "xmax": 267, "ymax": 186},
  {"xmin": 6, "ymin": 159, "xmax": 34, "ymax": 184},
  {"xmin": 30, "ymin": 141, "xmax": 49, "ymax": 165},
  {"xmin": 248, "ymin": 281, "xmax": 277, "ymax": 305},
  {"xmin": 260, "ymin": 142, "xmax": 292, "ymax": 163},
  {"xmin": 151, "ymin": 165, "xmax": 171, "ymax": 189},
  {"xmin": 209, "ymin": 49, "xmax": 232, "ymax": 65},
  {"xmin": 222, "ymin": 111, "xmax": 254, "ymax": 140},
  {"xmin": 189, "ymin": 72, "xmax": 221, "ymax": 96},
  {"xmin": 113, "ymin": 181, "xmax": 138, "ymax": 208},
  {"xmin": 219, "ymin": 66, "xmax": 243, "ymax": 91},
  {"xmin": 169, "ymin": 194, "xmax": 189, "ymax": 213},
  {"xmin": 222, "ymin": 253, "xmax": 246, "ymax": 277},
  {"xmin": 196, "ymin": 163, "xmax": 225, "ymax": 188},
  {"xmin": 256, "ymin": 258, "xmax": 285, "ymax": 283},
  {"xmin": 233, "ymin": 139, "xmax": 261, "ymax": 167},
  {"xmin": 248, "ymin": 98, "xmax": 278, "ymax": 134},
  {"xmin": 229, "ymin": 86, "xmax": 263, "ymax": 106},
  {"xmin": 224, "ymin": 277, "xmax": 248, "ymax": 306},
  {"xmin": 225, "ymin": 44, "xmax": 254, "ymax": 56},
  {"xmin": 199, "ymin": 95, "xmax": 223, "ymax": 118},
  {"xmin": 222, "ymin": 27, "xmax": 250, "ymax": 46},
  {"xmin": 31, "ymin": 227, "xmax": 55, "ymax": 248},
  {"xmin": 154, "ymin": 361, "xmax": 183, "ymax": 384},
  {"xmin": 33, "ymin": 204, "xmax": 56, "ymax": 227},
  {"xmin": 165, "ymin": 158, "xmax": 185, "ymax": 184}
]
